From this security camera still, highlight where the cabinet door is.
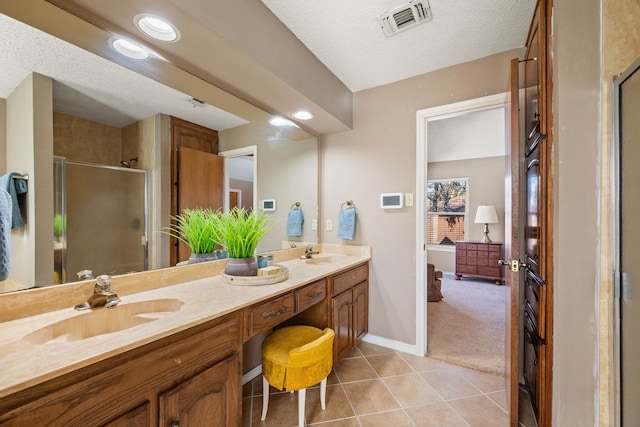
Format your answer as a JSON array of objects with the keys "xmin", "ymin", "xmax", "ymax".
[
  {"xmin": 331, "ymin": 290, "xmax": 353, "ymax": 364},
  {"xmin": 352, "ymin": 281, "xmax": 368, "ymax": 343},
  {"xmin": 159, "ymin": 354, "xmax": 240, "ymax": 427},
  {"xmin": 102, "ymin": 402, "xmax": 150, "ymax": 427}
]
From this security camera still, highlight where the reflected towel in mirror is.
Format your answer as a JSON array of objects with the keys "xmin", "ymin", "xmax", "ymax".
[
  {"xmin": 0, "ymin": 188, "xmax": 11, "ymax": 281},
  {"xmin": 287, "ymin": 209, "xmax": 304, "ymax": 237},
  {"xmin": 0, "ymin": 172, "xmax": 27, "ymax": 229},
  {"xmin": 337, "ymin": 207, "xmax": 356, "ymax": 240}
]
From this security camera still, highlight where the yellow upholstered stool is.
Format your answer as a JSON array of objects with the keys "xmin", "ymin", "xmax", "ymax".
[{"xmin": 261, "ymin": 325, "xmax": 335, "ymax": 427}]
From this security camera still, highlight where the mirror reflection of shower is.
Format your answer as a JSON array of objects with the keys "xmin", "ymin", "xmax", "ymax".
[{"xmin": 120, "ymin": 157, "xmax": 138, "ymax": 168}]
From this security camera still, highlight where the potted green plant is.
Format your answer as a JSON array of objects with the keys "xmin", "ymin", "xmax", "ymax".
[
  {"xmin": 162, "ymin": 208, "xmax": 221, "ymax": 264},
  {"xmin": 215, "ymin": 207, "xmax": 273, "ymax": 276}
]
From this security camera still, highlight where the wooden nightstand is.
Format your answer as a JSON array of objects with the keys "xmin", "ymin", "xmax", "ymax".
[{"xmin": 455, "ymin": 241, "xmax": 503, "ymax": 285}]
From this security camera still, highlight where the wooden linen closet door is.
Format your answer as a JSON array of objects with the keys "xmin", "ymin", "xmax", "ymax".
[
  {"xmin": 176, "ymin": 147, "xmax": 224, "ymax": 264},
  {"xmin": 171, "ymin": 117, "xmax": 223, "ymax": 266}
]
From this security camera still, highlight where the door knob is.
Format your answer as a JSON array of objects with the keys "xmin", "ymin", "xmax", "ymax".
[{"xmin": 499, "ymin": 259, "xmax": 527, "ymax": 272}]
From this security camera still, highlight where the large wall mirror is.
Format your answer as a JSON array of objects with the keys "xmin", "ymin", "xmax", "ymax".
[{"xmin": 0, "ymin": 3, "xmax": 318, "ymax": 292}]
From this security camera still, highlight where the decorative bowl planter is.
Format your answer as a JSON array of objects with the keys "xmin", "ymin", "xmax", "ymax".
[{"xmin": 224, "ymin": 256, "xmax": 258, "ymax": 276}]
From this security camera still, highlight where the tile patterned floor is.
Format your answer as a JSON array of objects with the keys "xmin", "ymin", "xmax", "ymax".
[{"xmin": 242, "ymin": 342, "xmax": 510, "ymax": 426}]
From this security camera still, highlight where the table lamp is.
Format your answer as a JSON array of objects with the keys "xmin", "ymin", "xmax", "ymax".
[{"xmin": 474, "ymin": 205, "xmax": 499, "ymax": 243}]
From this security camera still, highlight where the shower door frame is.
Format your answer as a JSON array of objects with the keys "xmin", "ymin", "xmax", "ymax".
[
  {"xmin": 612, "ymin": 55, "xmax": 640, "ymax": 427},
  {"xmin": 54, "ymin": 157, "xmax": 149, "ymax": 283}
]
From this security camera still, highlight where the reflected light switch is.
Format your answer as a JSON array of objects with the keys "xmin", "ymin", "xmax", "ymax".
[
  {"xmin": 326, "ymin": 219, "xmax": 333, "ymax": 231},
  {"xmin": 312, "ymin": 219, "xmax": 318, "ymax": 230}
]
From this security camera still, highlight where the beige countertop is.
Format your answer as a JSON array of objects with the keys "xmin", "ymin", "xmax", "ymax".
[{"xmin": 0, "ymin": 244, "xmax": 370, "ymax": 400}]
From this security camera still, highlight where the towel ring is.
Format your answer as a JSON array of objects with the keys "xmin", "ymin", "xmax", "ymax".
[
  {"xmin": 341, "ymin": 200, "xmax": 355, "ymax": 210},
  {"xmin": 291, "ymin": 202, "xmax": 301, "ymax": 210},
  {"xmin": 12, "ymin": 174, "xmax": 29, "ymax": 181}
]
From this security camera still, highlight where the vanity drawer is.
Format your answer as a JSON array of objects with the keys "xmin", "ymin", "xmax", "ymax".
[
  {"xmin": 296, "ymin": 279, "xmax": 327, "ymax": 312},
  {"xmin": 246, "ymin": 293, "xmax": 296, "ymax": 338},
  {"xmin": 330, "ymin": 263, "xmax": 369, "ymax": 296}
]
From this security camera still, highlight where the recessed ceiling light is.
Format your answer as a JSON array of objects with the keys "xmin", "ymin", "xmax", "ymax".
[
  {"xmin": 293, "ymin": 110, "xmax": 314, "ymax": 120},
  {"xmin": 135, "ymin": 14, "xmax": 180, "ymax": 42},
  {"xmin": 109, "ymin": 37, "xmax": 149, "ymax": 59},
  {"xmin": 269, "ymin": 117, "xmax": 294, "ymax": 127}
]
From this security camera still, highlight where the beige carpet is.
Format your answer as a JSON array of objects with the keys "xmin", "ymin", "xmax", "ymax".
[{"xmin": 427, "ymin": 272, "xmax": 505, "ymax": 375}]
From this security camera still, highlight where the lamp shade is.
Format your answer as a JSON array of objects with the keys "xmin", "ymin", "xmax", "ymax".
[{"xmin": 474, "ymin": 205, "xmax": 499, "ymax": 224}]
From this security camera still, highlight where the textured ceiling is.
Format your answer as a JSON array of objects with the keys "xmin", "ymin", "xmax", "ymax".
[
  {"xmin": 0, "ymin": 13, "xmax": 248, "ymax": 130},
  {"xmin": 261, "ymin": 0, "xmax": 536, "ymax": 92}
]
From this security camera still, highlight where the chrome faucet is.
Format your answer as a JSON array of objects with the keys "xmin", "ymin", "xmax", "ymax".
[
  {"xmin": 300, "ymin": 244, "xmax": 320, "ymax": 259},
  {"xmin": 75, "ymin": 275, "xmax": 121, "ymax": 311}
]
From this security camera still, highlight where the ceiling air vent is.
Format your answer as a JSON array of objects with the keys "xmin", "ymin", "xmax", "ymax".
[{"xmin": 377, "ymin": 0, "xmax": 433, "ymax": 37}]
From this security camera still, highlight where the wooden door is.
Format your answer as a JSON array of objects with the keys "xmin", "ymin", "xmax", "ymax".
[
  {"xmin": 505, "ymin": 1, "xmax": 553, "ymax": 424},
  {"xmin": 159, "ymin": 354, "xmax": 240, "ymax": 427},
  {"xmin": 170, "ymin": 117, "xmax": 223, "ymax": 265},
  {"xmin": 504, "ymin": 57, "xmax": 522, "ymax": 427},
  {"xmin": 331, "ymin": 290, "xmax": 353, "ymax": 364}
]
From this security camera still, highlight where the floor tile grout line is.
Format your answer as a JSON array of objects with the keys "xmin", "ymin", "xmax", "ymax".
[
  {"xmin": 335, "ymin": 379, "xmax": 364, "ymax": 427},
  {"xmin": 363, "ymin": 351, "xmax": 419, "ymax": 427}
]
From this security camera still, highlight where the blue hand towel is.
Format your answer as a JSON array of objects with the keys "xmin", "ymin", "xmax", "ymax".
[
  {"xmin": 0, "ymin": 173, "xmax": 25, "ymax": 229},
  {"xmin": 287, "ymin": 209, "xmax": 304, "ymax": 237},
  {"xmin": 0, "ymin": 188, "xmax": 11, "ymax": 281},
  {"xmin": 337, "ymin": 207, "xmax": 356, "ymax": 240}
]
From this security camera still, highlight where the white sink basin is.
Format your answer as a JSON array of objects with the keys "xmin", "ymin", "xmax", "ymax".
[
  {"xmin": 305, "ymin": 254, "xmax": 345, "ymax": 265},
  {"xmin": 24, "ymin": 298, "xmax": 184, "ymax": 344}
]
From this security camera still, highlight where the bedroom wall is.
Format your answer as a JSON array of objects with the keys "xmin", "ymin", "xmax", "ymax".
[{"xmin": 427, "ymin": 156, "xmax": 506, "ymax": 273}]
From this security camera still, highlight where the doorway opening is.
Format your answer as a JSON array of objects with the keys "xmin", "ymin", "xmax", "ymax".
[
  {"xmin": 415, "ymin": 93, "xmax": 508, "ymax": 362},
  {"xmin": 219, "ymin": 145, "xmax": 257, "ymax": 214}
]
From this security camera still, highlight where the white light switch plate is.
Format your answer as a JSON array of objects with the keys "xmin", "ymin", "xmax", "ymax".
[
  {"xmin": 326, "ymin": 219, "xmax": 333, "ymax": 231},
  {"xmin": 312, "ymin": 219, "xmax": 318, "ymax": 230},
  {"xmin": 405, "ymin": 193, "xmax": 414, "ymax": 206}
]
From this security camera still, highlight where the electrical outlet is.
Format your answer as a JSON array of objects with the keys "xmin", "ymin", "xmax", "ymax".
[
  {"xmin": 326, "ymin": 219, "xmax": 333, "ymax": 231},
  {"xmin": 405, "ymin": 193, "xmax": 414, "ymax": 207},
  {"xmin": 312, "ymin": 219, "xmax": 318, "ymax": 230}
]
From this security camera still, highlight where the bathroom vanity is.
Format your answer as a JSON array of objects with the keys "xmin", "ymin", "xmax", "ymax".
[{"xmin": 0, "ymin": 245, "xmax": 370, "ymax": 426}]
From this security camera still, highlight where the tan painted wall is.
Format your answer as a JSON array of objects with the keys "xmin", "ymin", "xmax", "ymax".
[
  {"xmin": 427, "ymin": 156, "xmax": 506, "ymax": 273},
  {"xmin": 220, "ymin": 127, "xmax": 319, "ymax": 253},
  {"xmin": 320, "ymin": 49, "xmax": 520, "ymax": 345},
  {"xmin": 552, "ymin": 0, "xmax": 601, "ymax": 424},
  {"xmin": 599, "ymin": 0, "xmax": 640, "ymax": 424},
  {"xmin": 6, "ymin": 73, "xmax": 53, "ymax": 286}
]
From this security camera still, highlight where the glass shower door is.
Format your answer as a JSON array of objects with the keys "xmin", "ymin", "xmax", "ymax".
[
  {"xmin": 615, "ymin": 57, "xmax": 640, "ymax": 426},
  {"xmin": 56, "ymin": 158, "xmax": 148, "ymax": 282}
]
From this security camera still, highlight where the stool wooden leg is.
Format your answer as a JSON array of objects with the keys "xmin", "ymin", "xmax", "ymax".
[
  {"xmin": 261, "ymin": 376, "xmax": 269, "ymax": 421},
  {"xmin": 320, "ymin": 377, "xmax": 327, "ymax": 410},
  {"xmin": 298, "ymin": 388, "xmax": 306, "ymax": 427}
]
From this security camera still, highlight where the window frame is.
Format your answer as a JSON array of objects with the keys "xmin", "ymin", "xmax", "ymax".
[{"xmin": 426, "ymin": 177, "xmax": 469, "ymax": 252}]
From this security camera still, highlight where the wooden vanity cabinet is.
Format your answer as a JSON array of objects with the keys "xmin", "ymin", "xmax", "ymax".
[
  {"xmin": 244, "ymin": 279, "xmax": 327, "ymax": 341},
  {"xmin": 328, "ymin": 263, "xmax": 369, "ymax": 365},
  {"xmin": 0, "ymin": 314, "xmax": 241, "ymax": 427}
]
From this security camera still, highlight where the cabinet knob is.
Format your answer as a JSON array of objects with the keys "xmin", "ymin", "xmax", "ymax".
[{"xmin": 171, "ymin": 421, "xmax": 180, "ymax": 427}]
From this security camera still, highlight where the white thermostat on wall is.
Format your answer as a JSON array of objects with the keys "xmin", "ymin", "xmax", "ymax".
[
  {"xmin": 261, "ymin": 199, "xmax": 276, "ymax": 212},
  {"xmin": 380, "ymin": 193, "xmax": 404, "ymax": 209}
]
